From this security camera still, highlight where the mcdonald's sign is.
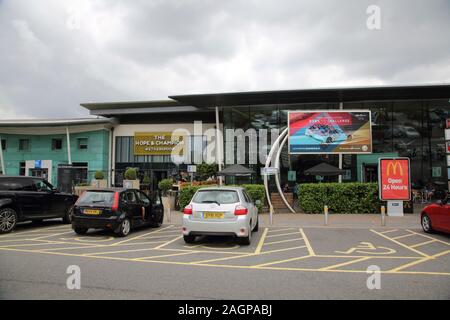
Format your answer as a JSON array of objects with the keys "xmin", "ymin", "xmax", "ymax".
[{"xmin": 378, "ymin": 158, "xmax": 411, "ymax": 201}]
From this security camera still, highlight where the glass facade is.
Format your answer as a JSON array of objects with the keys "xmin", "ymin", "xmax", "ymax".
[{"xmin": 222, "ymin": 99, "xmax": 450, "ymax": 190}]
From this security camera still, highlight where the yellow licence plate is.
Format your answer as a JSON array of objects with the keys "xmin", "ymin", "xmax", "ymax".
[
  {"xmin": 204, "ymin": 212, "xmax": 224, "ymax": 219},
  {"xmin": 84, "ymin": 209, "xmax": 101, "ymax": 215}
]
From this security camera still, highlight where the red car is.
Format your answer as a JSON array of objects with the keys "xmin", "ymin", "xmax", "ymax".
[{"xmin": 421, "ymin": 198, "xmax": 450, "ymax": 234}]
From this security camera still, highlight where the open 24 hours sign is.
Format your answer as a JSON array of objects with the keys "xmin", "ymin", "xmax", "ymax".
[{"xmin": 378, "ymin": 158, "xmax": 411, "ymax": 201}]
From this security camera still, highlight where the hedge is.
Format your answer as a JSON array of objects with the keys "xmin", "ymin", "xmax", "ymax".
[
  {"xmin": 178, "ymin": 184, "xmax": 266, "ymax": 211},
  {"xmin": 298, "ymin": 182, "xmax": 381, "ymax": 214}
]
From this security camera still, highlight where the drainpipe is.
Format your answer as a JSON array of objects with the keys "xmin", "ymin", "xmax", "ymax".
[
  {"xmin": 215, "ymin": 106, "xmax": 223, "ymax": 185},
  {"xmin": 0, "ymin": 135, "xmax": 5, "ymax": 174},
  {"xmin": 66, "ymin": 126, "xmax": 72, "ymax": 165}
]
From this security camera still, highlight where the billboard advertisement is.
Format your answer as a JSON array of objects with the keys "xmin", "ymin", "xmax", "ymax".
[
  {"xmin": 288, "ymin": 110, "xmax": 372, "ymax": 154},
  {"xmin": 378, "ymin": 158, "xmax": 411, "ymax": 201}
]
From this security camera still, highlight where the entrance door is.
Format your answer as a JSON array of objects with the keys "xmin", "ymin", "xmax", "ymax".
[
  {"xmin": 362, "ymin": 164, "xmax": 378, "ymax": 183},
  {"xmin": 30, "ymin": 169, "xmax": 49, "ymax": 180}
]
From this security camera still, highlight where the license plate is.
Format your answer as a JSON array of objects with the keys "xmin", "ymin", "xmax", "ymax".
[
  {"xmin": 204, "ymin": 212, "xmax": 224, "ymax": 219},
  {"xmin": 84, "ymin": 209, "xmax": 101, "ymax": 215}
]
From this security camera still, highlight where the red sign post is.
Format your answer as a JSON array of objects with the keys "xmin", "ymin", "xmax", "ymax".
[{"xmin": 378, "ymin": 158, "xmax": 411, "ymax": 201}]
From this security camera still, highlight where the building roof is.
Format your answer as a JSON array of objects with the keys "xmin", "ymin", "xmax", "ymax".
[
  {"xmin": 0, "ymin": 117, "xmax": 116, "ymax": 127},
  {"xmin": 169, "ymin": 84, "xmax": 450, "ymax": 107}
]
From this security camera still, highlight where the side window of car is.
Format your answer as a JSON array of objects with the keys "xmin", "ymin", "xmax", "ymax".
[
  {"xmin": 242, "ymin": 191, "xmax": 252, "ymax": 203},
  {"xmin": 33, "ymin": 179, "xmax": 52, "ymax": 192},
  {"xmin": 126, "ymin": 191, "xmax": 137, "ymax": 204},
  {"xmin": 136, "ymin": 191, "xmax": 151, "ymax": 205}
]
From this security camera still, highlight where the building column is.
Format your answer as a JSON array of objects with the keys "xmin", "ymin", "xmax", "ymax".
[
  {"xmin": 215, "ymin": 106, "xmax": 223, "ymax": 185},
  {"xmin": 66, "ymin": 126, "xmax": 72, "ymax": 165},
  {"xmin": 0, "ymin": 135, "xmax": 5, "ymax": 174},
  {"xmin": 338, "ymin": 102, "xmax": 343, "ymax": 183},
  {"xmin": 108, "ymin": 128, "xmax": 113, "ymax": 187}
]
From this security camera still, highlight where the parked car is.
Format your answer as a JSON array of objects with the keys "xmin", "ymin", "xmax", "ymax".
[
  {"xmin": 71, "ymin": 188, "xmax": 164, "ymax": 237},
  {"xmin": 182, "ymin": 187, "xmax": 259, "ymax": 245},
  {"xmin": 305, "ymin": 124, "xmax": 348, "ymax": 144},
  {"xmin": 0, "ymin": 176, "xmax": 77, "ymax": 234},
  {"xmin": 421, "ymin": 197, "xmax": 450, "ymax": 234}
]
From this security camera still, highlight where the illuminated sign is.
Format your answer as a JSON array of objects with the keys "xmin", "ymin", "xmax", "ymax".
[
  {"xmin": 134, "ymin": 132, "xmax": 185, "ymax": 156},
  {"xmin": 288, "ymin": 110, "xmax": 372, "ymax": 154},
  {"xmin": 378, "ymin": 158, "xmax": 411, "ymax": 201}
]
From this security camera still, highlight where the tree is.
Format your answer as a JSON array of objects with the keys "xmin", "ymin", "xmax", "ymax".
[{"xmin": 196, "ymin": 163, "xmax": 218, "ymax": 181}]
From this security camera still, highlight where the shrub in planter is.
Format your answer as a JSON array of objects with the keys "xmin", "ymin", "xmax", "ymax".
[
  {"xmin": 123, "ymin": 168, "xmax": 139, "ymax": 189},
  {"xmin": 94, "ymin": 171, "xmax": 105, "ymax": 180},
  {"xmin": 298, "ymin": 182, "xmax": 381, "ymax": 214},
  {"xmin": 124, "ymin": 168, "xmax": 137, "ymax": 180},
  {"xmin": 158, "ymin": 179, "xmax": 173, "ymax": 196}
]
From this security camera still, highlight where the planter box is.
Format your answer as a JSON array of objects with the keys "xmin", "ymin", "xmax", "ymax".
[
  {"xmin": 74, "ymin": 186, "xmax": 91, "ymax": 196},
  {"xmin": 162, "ymin": 195, "xmax": 175, "ymax": 210},
  {"xmin": 91, "ymin": 179, "xmax": 107, "ymax": 188},
  {"xmin": 123, "ymin": 179, "xmax": 140, "ymax": 189}
]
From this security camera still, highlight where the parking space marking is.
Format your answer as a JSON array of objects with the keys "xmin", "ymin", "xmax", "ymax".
[
  {"xmin": 299, "ymin": 228, "xmax": 316, "ymax": 256},
  {"xmin": 253, "ymin": 255, "xmax": 312, "ymax": 268},
  {"xmin": 410, "ymin": 239, "xmax": 438, "ymax": 248},
  {"xmin": 111, "ymin": 225, "xmax": 174, "ymax": 246},
  {"xmin": 405, "ymin": 229, "xmax": 450, "ymax": 246},
  {"xmin": 133, "ymin": 251, "xmax": 197, "ymax": 261},
  {"xmin": 319, "ymin": 257, "xmax": 371, "ymax": 271},
  {"xmin": 264, "ymin": 238, "xmax": 304, "ymax": 246},
  {"xmin": 265, "ymin": 231, "xmax": 301, "ymax": 238},
  {"xmin": 391, "ymin": 233, "xmax": 416, "ymax": 240},
  {"xmin": 154, "ymin": 235, "xmax": 183, "ymax": 249},
  {"xmin": 370, "ymin": 229, "xmax": 430, "ymax": 258},
  {"xmin": 82, "ymin": 243, "xmax": 169, "ymax": 256},
  {"xmin": 389, "ymin": 250, "xmax": 450, "ymax": 272},
  {"xmin": 266, "ymin": 227, "xmax": 296, "ymax": 233},
  {"xmin": 254, "ymin": 228, "xmax": 268, "ymax": 254},
  {"xmin": 378, "ymin": 229, "xmax": 398, "ymax": 235}
]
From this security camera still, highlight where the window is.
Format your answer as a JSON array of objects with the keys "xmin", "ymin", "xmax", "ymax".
[
  {"xmin": 0, "ymin": 178, "xmax": 34, "ymax": 191},
  {"xmin": 33, "ymin": 179, "xmax": 53, "ymax": 192},
  {"xmin": 136, "ymin": 191, "xmax": 151, "ymax": 205},
  {"xmin": 52, "ymin": 138, "xmax": 62, "ymax": 150},
  {"xmin": 19, "ymin": 139, "xmax": 30, "ymax": 151},
  {"xmin": 19, "ymin": 162, "xmax": 26, "ymax": 176},
  {"xmin": 77, "ymin": 138, "xmax": 88, "ymax": 150},
  {"xmin": 1, "ymin": 139, "xmax": 6, "ymax": 150}
]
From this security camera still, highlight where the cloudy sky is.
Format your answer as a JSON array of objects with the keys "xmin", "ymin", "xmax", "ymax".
[{"xmin": 0, "ymin": 0, "xmax": 449, "ymax": 119}]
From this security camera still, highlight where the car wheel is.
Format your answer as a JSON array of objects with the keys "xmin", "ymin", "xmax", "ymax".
[
  {"xmin": 421, "ymin": 214, "xmax": 433, "ymax": 233},
  {"xmin": 253, "ymin": 216, "xmax": 259, "ymax": 232},
  {"xmin": 238, "ymin": 223, "xmax": 252, "ymax": 245},
  {"xmin": 73, "ymin": 227, "xmax": 88, "ymax": 235},
  {"xmin": 115, "ymin": 218, "xmax": 131, "ymax": 237},
  {"xmin": 183, "ymin": 235, "xmax": 196, "ymax": 243},
  {"xmin": 62, "ymin": 206, "xmax": 73, "ymax": 224},
  {"xmin": 0, "ymin": 208, "xmax": 17, "ymax": 234}
]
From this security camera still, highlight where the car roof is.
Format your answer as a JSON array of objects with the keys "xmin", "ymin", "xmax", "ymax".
[
  {"xmin": 0, "ymin": 175, "xmax": 40, "ymax": 179},
  {"xmin": 195, "ymin": 186, "xmax": 244, "ymax": 191},
  {"xmin": 84, "ymin": 187, "xmax": 138, "ymax": 192}
]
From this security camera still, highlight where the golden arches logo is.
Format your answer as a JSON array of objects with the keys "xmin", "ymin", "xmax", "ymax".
[{"xmin": 386, "ymin": 161, "xmax": 404, "ymax": 176}]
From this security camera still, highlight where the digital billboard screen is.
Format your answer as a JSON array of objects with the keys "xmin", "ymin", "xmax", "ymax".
[{"xmin": 288, "ymin": 110, "xmax": 372, "ymax": 154}]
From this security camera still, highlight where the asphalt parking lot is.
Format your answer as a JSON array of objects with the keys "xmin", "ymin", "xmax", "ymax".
[{"xmin": 1, "ymin": 220, "xmax": 449, "ymax": 299}]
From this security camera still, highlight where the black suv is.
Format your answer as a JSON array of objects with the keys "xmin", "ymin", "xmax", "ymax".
[{"xmin": 0, "ymin": 176, "xmax": 78, "ymax": 233}]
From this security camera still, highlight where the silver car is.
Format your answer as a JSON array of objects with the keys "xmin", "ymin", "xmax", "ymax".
[{"xmin": 182, "ymin": 187, "xmax": 259, "ymax": 245}]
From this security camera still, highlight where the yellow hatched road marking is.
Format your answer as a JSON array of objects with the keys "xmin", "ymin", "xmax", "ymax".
[
  {"xmin": 370, "ymin": 229, "xmax": 430, "ymax": 258},
  {"xmin": 391, "ymin": 233, "xmax": 416, "ymax": 240},
  {"xmin": 111, "ymin": 225, "xmax": 173, "ymax": 246},
  {"xmin": 133, "ymin": 251, "xmax": 197, "ymax": 261},
  {"xmin": 254, "ymin": 255, "xmax": 312, "ymax": 267},
  {"xmin": 30, "ymin": 231, "xmax": 74, "ymax": 240},
  {"xmin": 82, "ymin": 242, "xmax": 169, "ymax": 256},
  {"xmin": 389, "ymin": 250, "xmax": 450, "ymax": 272},
  {"xmin": 405, "ymin": 229, "xmax": 450, "ymax": 246},
  {"xmin": 254, "ymin": 228, "xmax": 268, "ymax": 254},
  {"xmin": 265, "ymin": 231, "xmax": 301, "ymax": 238},
  {"xmin": 264, "ymin": 238, "xmax": 304, "ymax": 246},
  {"xmin": 410, "ymin": 239, "xmax": 437, "ymax": 248},
  {"xmin": 267, "ymin": 227, "xmax": 296, "ymax": 234},
  {"xmin": 154, "ymin": 235, "xmax": 183, "ymax": 249},
  {"xmin": 378, "ymin": 229, "xmax": 398, "ymax": 235},
  {"xmin": 319, "ymin": 257, "xmax": 371, "ymax": 271},
  {"xmin": 299, "ymin": 228, "xmax": 316, "ymax": 256}
]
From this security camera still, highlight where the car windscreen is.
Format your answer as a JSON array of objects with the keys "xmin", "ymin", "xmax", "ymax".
[
  {"xmin": 77, "ymin": 191, "xmax": 115, "ymax": 206},
  {"xmin": 192, "ymin": 190, "xmax": 239, "ymax": 204}
]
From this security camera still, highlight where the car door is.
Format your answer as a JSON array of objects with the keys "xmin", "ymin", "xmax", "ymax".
[
  {"xmin": 124, "ymin": 190, "xmax": 141, "ymax": 224},
  {"xmin": 15, "ymin": 178, "xmax": 51, "ymax": 219},
  {"xmin": 31, "ymin": 179, "xmax": 56, "ymax": 217},
  {"xmin": 242, "ymin": 190, "xmax": 256, "ymax": 229},
  {"xmin": 135, "ymin": 191, "xmax": 151, "ymax": 222},
  {"xmin": 437, "ymin": 201, "xmax": 450, "ymax": 232}
]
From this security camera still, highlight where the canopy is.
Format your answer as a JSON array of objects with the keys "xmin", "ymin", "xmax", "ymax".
[
  {"xmin": 217, "ymin": 164, "xmax": 253, "ymax": 176},
  {"xmin": 304, "ymin": 163, "xmax": 345, "ymax": 176}
]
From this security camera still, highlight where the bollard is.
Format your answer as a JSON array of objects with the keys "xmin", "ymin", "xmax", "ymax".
[
  {"xmin": 381, "ymin": 205, "xmax": 386, "ymax": 226},
  {"xmin": 269, "ymin": 205, "xmax": 274, "ymax": 225},
  {"xmin": 324, "ymin": 205, "xmax": 329, "ymax": 226},
  {"xmin": 168, "ymin": 207, "xmax": 171, "ymax": 223}
]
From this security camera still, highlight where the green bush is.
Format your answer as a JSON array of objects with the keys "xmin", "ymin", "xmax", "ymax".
[
  {"xmin": 124, "ymin": 168, "xmax": 137, "ymax": 180},
  {"xmin": 158, "ymin": 178, "xmax": 173, "ymax": 196},
  {"xmin": 298, "ymin": 182, "xmax": 381, "ymax": 214},
  {"xmin": 142, "ymin": 174, "xmax": 151, "ymax": 185},
  {"xmin": 196, "ymin": 163, "xmax": 218, "ymax": 181},
  {"xmin": 94, "ymin": 171, "xmax": 104, "ymax": 180},
  {"xmin": 178, "ymin": 184, "xmax": 265, "ymax": 211}
]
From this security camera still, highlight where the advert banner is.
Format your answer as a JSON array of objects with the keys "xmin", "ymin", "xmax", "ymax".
[
  {"xmin": 134, "ymin": 132, "xmax": 185, "ymax": 156},
  {"xmin": 288, "ymin": 110, "xmax": 372, "ymax": 154},
  {"xmin": 378, "ymin": 158, "xmax": 411, "ymax": 201}
]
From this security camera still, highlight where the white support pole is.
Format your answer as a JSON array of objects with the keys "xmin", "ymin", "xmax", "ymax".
[
  {"xmin": 215, "ymin": 106, "xmax": 223, "ymax": 186},
  {"xmin": 338, "ymin": 102, "xmax": 343, "ymax": 183},
  {"xmin": 66, "ymin": 127, "xmax": 72, "ymax": 165},
  {"xmin": 108, "ymin": 128, "xmax": 113, "ymax": 187},
  {"xmin": 0, "ymin": 135, "xmax": 5, "ymax": 175}
]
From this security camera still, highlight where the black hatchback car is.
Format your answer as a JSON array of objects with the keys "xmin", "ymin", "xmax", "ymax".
[
  {"xmin": 0, "ymin": 176, "xmax": 77, "ymax": 233},
  {"xmin": 71, "ymin": 188, "xmax": 164, "ymax": 237}
]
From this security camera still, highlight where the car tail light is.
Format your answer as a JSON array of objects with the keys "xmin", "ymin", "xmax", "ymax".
[
  {"xmin": 234, "ymin": 205, "xmax": 248, "ymax": 215},
  {"xmin": 183, "ymin": 204, "xmax": 193, "ymax": 215},
  {"xmin": 111, "ymin": 192, "xmax": 119, "ymax": 212}
]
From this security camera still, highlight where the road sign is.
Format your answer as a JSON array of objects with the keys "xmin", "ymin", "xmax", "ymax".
[
  {"xmin": 187, "ymin": 165, "xmax": 197, "ymax": 173},
  {"xmin": 378, "ymin": 158, "xmax": 411, "ymax": 201},
  {"xmin": 35, "ymin": 160, "xmax": 42, "ymax": 169},
  {"xmin": 261, "ymin": 167, "xmax": 279, "ymax": 176}
]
